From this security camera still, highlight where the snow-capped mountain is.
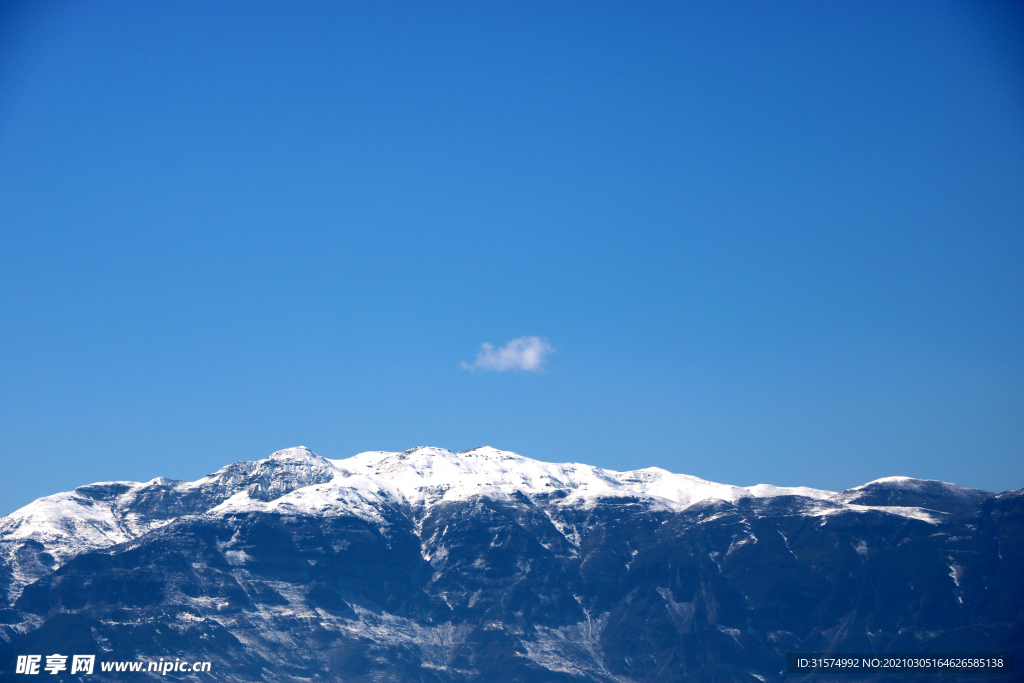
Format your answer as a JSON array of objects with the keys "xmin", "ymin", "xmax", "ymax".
[
  {"xmin": 0, "ymin": 445, "xmax": 949, "ymax": 598},
  {"xmin": 0, "ymin": 447, "xmax": 1018, "ymax": 682}
]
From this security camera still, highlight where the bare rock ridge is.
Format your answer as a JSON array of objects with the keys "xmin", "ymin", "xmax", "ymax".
[{"xmin": 0, "ymin": 447, "xmax": 1018, "ymax": 683}]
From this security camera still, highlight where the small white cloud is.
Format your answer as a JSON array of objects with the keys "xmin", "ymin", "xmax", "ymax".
[{"xmin": 461, "ymin": 336, "xmax": 555, "ymax": 372}]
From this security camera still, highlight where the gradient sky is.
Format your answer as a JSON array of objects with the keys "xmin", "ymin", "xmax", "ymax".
[{"xmin": 1, "ymin": 1, "xmax": 1022, "ymax": 515}]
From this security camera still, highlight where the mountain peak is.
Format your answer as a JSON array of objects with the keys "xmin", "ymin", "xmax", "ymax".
[
  {"xmin": 457, "ymin": 445, "xmax": 508, "ymax": 456},
  {"xmin": 268, "ymin": 446, "xmax": 325, "ymax": 462},
  {"xmin": 832, "ymin": 476, "xmax": 992, "ymax": 513}
]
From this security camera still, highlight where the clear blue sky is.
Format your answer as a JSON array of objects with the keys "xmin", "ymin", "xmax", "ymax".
[{"xmin": 1, "ymin": 1, "xmax": 1022, "ymax": 515}]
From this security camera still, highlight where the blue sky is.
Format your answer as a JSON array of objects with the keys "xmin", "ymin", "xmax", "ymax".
[{"xmin": 1, "ymin": 1, "xmax": 1022, "ymax": 515}]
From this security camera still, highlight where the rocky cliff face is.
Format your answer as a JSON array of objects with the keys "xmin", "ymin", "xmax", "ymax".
[{"xmin": 0, "ymin": 447, "xmax": 1019, "ymax": 682}]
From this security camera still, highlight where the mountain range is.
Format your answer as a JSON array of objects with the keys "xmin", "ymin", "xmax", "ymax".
[{"xmin": 1, "ymin": 446, "xmax": 1020, "ymax": 682}]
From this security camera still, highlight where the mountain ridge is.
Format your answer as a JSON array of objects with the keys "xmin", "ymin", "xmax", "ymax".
[
  {"xmin": 1, "ymin": 444, "xmax": 991, "ymax": 604},
  {"xmin": 1, "ymin": 447, "xmax": 1017, "ymax": 683}
]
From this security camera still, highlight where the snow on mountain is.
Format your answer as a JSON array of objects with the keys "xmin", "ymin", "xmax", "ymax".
[
  {"xmin": 829, "ymin": 475, "xmax": 993, "ymax": 513},
  {"xmin": 0, "ymin": 446, "xmax": 336, "ymax": 600},
  {"xmin": 0, "ymin": 446, "xmax": 337, "ymax": 551},
  {"xmin": 2, "ymin": 444, "xmax": 985, "ymax": 604},
  {"xmin": 325, "ymin": 446, "xmax": 836, "ymax": 508},
  {"xmin": 206, "ymin": 470, "xmax": 401, "ymax": 522},
  {"xmin": 0, "ymin": 482, "xmax": 151, "ymax": 563},
  {"xmin": 195, "ymin": 445, "xmax": 836, "ymax": 523}
]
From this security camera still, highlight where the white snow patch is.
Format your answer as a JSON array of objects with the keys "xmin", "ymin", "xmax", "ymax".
[
  {"xmin": 948, "ymin": 560, "xmax": 964, "ymax": 604},
  {"xmin": 522, "ymin": 613, "xmax": 627, "ymax": 681},
  {"xmin": 804, "ymin": 503, "xmax": 943, "ymax": 524}
]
